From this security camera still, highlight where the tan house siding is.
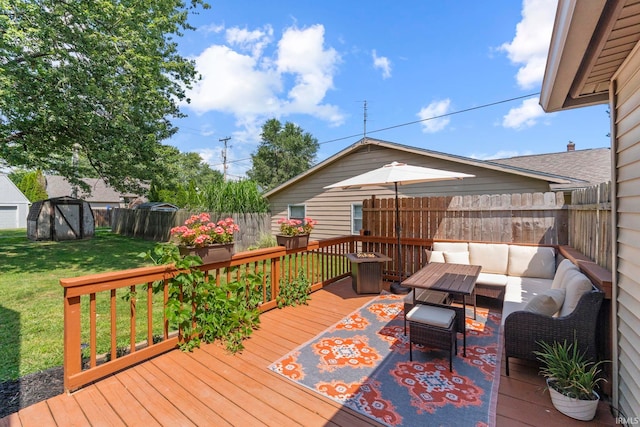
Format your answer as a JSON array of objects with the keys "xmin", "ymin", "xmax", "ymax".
[
  {"xmin": 269, "ymin": 143, "xmax": 551, "ymax": 240},
  {"xmin": 612, "ymin": 41, "xmax": 640, "ymax": 419}
]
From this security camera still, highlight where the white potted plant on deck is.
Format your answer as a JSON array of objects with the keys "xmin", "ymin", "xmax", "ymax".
[{"xmin": 534, "ymin": 338, "xmax": 607, "ymax": 421}]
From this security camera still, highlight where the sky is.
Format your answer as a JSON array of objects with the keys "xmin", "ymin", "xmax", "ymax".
[{"xmin": 169, "ymin": 0, "xmax": 611, "ymax": 180}]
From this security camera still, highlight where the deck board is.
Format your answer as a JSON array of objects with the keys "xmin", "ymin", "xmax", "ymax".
[{"xmin": 1, "ymin": 278, "xmax": 617, "ymax": 426}]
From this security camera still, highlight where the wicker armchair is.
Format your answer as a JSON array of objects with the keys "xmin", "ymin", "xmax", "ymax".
[{"xmin": 503, "ymin": 288, "xmax": 604, "ymax": 376}]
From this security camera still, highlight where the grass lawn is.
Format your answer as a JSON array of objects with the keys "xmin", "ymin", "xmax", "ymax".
[{"xmin": 0, "ymin": 228, "xmax": 158, "ymax": 382}]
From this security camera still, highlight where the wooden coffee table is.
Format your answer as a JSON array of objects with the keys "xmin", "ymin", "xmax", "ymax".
[{"xmin": 401, "ymin": 262, "xmax": 481, "ymax": 356}]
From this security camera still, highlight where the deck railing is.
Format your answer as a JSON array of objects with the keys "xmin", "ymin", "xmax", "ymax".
[{"xmin": 60, "ymin": 235, "xmax": 436, "ymax": 391}]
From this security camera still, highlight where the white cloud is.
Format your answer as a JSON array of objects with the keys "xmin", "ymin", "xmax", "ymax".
[
  {"xmin": 226, "ymin": 25, "xmax": 273, "ymax": 58},
  {"xmin": 500, "ymin": 0, "xmax": 557, "ymax": 89},
  {"xmin": 469, "ymin": 149, "xmax": 534, "ymax": 160},
  {"xmin": 502, "ymin": 97, "xmax": 545, "ymax": 129},
  {"xmin": 199, "ymin": 23, "xmax": 225, "ymax": 35},
  {"xmin": 276, "ymin": 25, "xmax": 344, "ymax": 124},
  {"xmin": 184, "ymin": 23, "xmax": 344, "ymax": 133},
  {"xmin": 417, "ymin": 99, "xmax": 452, "ymax": 133},
  {"xmin": 372, "ymin": 50, "xmax": 391, "ymax": 79}
]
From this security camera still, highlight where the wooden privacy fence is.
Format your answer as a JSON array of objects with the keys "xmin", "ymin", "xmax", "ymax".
[
  {"xmin": 569, "ymin": 182, "xmax": 612, "ymax": 271},
  {"xmin": 363, "ymin": 192, "xmax": 568, "ymax": 245},
  {"xmin": 110, "ymin": 209, "xmax": 271, "ymax": 251}
]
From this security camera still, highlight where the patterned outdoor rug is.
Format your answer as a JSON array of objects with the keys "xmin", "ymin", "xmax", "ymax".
[{"xmin": 268, "ymin": 293, "xmax": 502, "ymax": 427}]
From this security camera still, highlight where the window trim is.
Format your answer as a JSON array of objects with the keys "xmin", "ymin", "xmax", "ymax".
[
  {"xmin": 351, "ymin": 203, "xmax": 363, "ymax": 235},
  {"xmin": 287, "ymin": 204, "xmax": 306, "ymax": 220}
]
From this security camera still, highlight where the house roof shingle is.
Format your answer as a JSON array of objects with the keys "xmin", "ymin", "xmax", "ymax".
[
  {"xmin": 45, "ymin": 176, "xmax": 140, "ymax": 203},
  {"xmin": 491, "ymin": 147, "xmax": 611, "ymax": 190}
]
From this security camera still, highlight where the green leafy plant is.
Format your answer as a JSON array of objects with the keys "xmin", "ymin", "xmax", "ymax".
[
  {"xmin": 534, "ymin": 338, "xmax": 607, "ymax": 400},
  {"xmin": 141, "ymin": 243, "xmax": 261, "ymax": 353},
  {"xmin": 277, "ymin": 269, "xmax": 311, "ymax": 308}
]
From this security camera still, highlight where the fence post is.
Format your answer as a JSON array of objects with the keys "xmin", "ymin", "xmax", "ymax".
[{"xmin": 63, "ymin": 291, "xmax": 82, "ymax": 392}]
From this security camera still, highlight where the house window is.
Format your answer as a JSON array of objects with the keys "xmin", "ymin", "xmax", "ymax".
[
  {"xmin": 352, "ymin": 203, "xmax": 363, "ymax": 234},
  {"xmin": 288, "ymin": 204, "xmax": 306, "ymax": 221}
]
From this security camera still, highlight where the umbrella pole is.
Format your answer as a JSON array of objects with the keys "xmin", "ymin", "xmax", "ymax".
[
  {"xmin": 391, "ymin": 182, "xmax": 410, "ymax": 294},
  {"xmin": 395, "ymin": 182, "xmax": 402, "ymax": 280}
]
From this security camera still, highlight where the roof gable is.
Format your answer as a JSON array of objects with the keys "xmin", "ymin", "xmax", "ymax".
[
  {"xmin": 264, "ymin": 138, "xmax": 576, "ymax": 197},
  {"xmin": 0, "ymin": 174, "xmax": 30, "ymax": 204}
]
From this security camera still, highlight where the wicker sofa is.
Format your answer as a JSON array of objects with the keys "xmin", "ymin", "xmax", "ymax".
[{"xmin": 427, "ymin": 241, "xmax": 604, "ymax": 374}]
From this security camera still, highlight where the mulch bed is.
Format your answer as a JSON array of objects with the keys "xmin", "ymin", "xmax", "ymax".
[{"xmin": 0, "ymin": 366, "xmax": 64, "ymax": 419}]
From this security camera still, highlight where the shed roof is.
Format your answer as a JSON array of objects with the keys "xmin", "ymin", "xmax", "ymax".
[
  {"xmin": 265, "ymin": 138, "xmax": 582, "ymax": 198},
  {"xmin": 45, "ymin": 175, "xmax": 140, "ymax": 203}
]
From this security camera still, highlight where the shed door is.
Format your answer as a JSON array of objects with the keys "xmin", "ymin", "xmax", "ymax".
[
  {"xmin": 53, "ymin": 202, "xmax": 83, "ymax": 240},
  {"xmin": 0, "ymin": 206, "xmax": 17, "ymax": 229}
]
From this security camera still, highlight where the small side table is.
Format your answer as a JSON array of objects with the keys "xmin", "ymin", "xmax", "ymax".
[{"xmin": 346, "ymin": 252, "xmax": 392, "ymax": 294}]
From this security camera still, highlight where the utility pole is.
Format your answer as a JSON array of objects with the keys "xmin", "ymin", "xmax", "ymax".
[{"xmin": 219, "ymin": 137, "xmax": 231, "ymax": 181}]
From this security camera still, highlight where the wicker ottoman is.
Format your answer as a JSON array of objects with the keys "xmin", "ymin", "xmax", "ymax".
[{"xmin": 407, "ymin": 304, "xmax": 457, "ymax": 371}]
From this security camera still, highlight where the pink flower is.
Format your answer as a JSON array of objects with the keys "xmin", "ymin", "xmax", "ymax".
[{"xmin": 170, "ymin": 213, "xmax": 240, "ymax": 247}]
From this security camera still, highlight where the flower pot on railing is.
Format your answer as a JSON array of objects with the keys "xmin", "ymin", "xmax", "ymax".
[
  {"xmin": 179, "ymin": 242, "xmax": 234, "ymax": 264},
  {"xmin": 276, "ymin": 234, "xmax": 310, "ymax": 250}
]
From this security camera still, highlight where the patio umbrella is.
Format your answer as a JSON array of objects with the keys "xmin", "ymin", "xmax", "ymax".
[{"xmin": 325, "ymin": 161, "xmax": 474, "ymax": 290}]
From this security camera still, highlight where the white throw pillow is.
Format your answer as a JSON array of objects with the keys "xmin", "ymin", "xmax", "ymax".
[
  {"xmin": 443, "ymin": 251, "xmax": 470, "ymax": 265},
  {"xmin": 523, "ymin": 288, "xmax": 566, "ymax": 316},
  {"xmin": 551, "ymin": 259, "xmax": 579, "ymax": 290},
  {"xmin": 426, "ymin": 250, "xmax": 445, "ymax": 263},
  {"xmin": 558, "ymin": 269, "xmax": 593, "ymax": 317}
]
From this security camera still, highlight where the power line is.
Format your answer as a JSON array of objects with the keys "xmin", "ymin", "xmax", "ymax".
[{"xmin": 206, "ymin": 92, "xmax": 541, "ymax": 167}]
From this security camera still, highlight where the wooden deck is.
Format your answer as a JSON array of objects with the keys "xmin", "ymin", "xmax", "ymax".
[{"xmin": 1, "ymin": 279, "xmax": 617, "ymax": 426}]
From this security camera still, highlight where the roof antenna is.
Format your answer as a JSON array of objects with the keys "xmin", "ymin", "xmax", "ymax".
[{"xmin": 363, "ymin": 100, "xmax": 367, "ymax": 141}]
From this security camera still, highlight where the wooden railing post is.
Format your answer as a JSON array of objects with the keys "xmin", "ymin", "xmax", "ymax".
[{"xmin": 63, "ymin": 290, "xmax": 82, "ymax": 392}]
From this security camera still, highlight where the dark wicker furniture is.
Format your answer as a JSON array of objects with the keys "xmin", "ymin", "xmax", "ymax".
[
  {"xmin": 503, "ymin": 287, "xmax": 604, "ymax": 376},
  {"xmin": 407, "ymin": 305, "xmax": 457, "ymax": 371}
]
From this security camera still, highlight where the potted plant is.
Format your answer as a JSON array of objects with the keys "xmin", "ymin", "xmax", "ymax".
[
  {"xmin": 534, "ymin": 338, "xmax": 607, "ymax": 421},
  {"xmin": 169, "ymin": 213, "xmax": 239, "ymax": 263},
  {"xmin": 276, "ymin": 217, "xmax": 316, "ymax": 250}
]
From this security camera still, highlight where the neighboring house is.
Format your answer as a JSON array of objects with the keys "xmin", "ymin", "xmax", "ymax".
[
  {"xmin": 44, "ymin": 175, "xmax": 142, "ymax": 210},
  {"xmin": 0, "ymin": 174, "xmax": 30, "ymax": 229},
  {"xmin": 264, "ymin": 138, "xmax": 606, "ymax": 240},
  {"xmin": 492, "ymin": 143, "xmax": 611, "ymax": 192},
  {"xmin": 540, "ymin": 0, "xmax": 640, "ymax": 418}
]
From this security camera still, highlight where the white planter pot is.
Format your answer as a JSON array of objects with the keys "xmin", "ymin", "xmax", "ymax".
[{"xmin": 547, "ymin": 380, "xmax": 599, "ymax": 421}]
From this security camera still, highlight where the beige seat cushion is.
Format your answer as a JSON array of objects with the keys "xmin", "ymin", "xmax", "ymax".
[
  {"xmin": 558, "ymin": 269, "xmax": 593, "ymax": 317},
  {"xmin": 507, "ymin": 245, "xmax": 556, "ymax": 279},
  {"xmin": 469, "ymin": 242, "xmax": 509, "ymax": 274},
  {"xmin": 443, "ymin": 251, "xmax": 470, "ymax": 264},
  {"xmin": 476, "ymin": 272, "xmax": 508, "ymax": 287},
  {"xmin": 406, "ymin": 304, "xmax": 455, "ymax": 328},
  {"xmin": 524, "ymin": 288, "xmax": 566, "ymax": 316},
  {"xmin": 432, "ymin": 242, "xmax": 469, "ymax": 252},
  {"xmin": 551, "ymin": 259, "xmax": 579, "ymax": 290}
]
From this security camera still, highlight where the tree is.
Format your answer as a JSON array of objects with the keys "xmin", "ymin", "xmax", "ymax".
[
  {"xmin": 247, "ymin": 119, "xmax": 319, "ymax": 191},
  {"xmin": 147, "ymin": 146, "xmax": 223, "ymax": 206},
  {"xmin": 0, "ymin": 0, "xmax": 208, "ymax": 194},
  {"xmin": 9, "ymin": 169, "xmax": 48, "ymax": 202}
]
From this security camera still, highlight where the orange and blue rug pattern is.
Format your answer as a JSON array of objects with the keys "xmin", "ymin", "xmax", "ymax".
[{"xmin": 269, "ymin": 293, "xmax": 502, "ymax": 427}]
